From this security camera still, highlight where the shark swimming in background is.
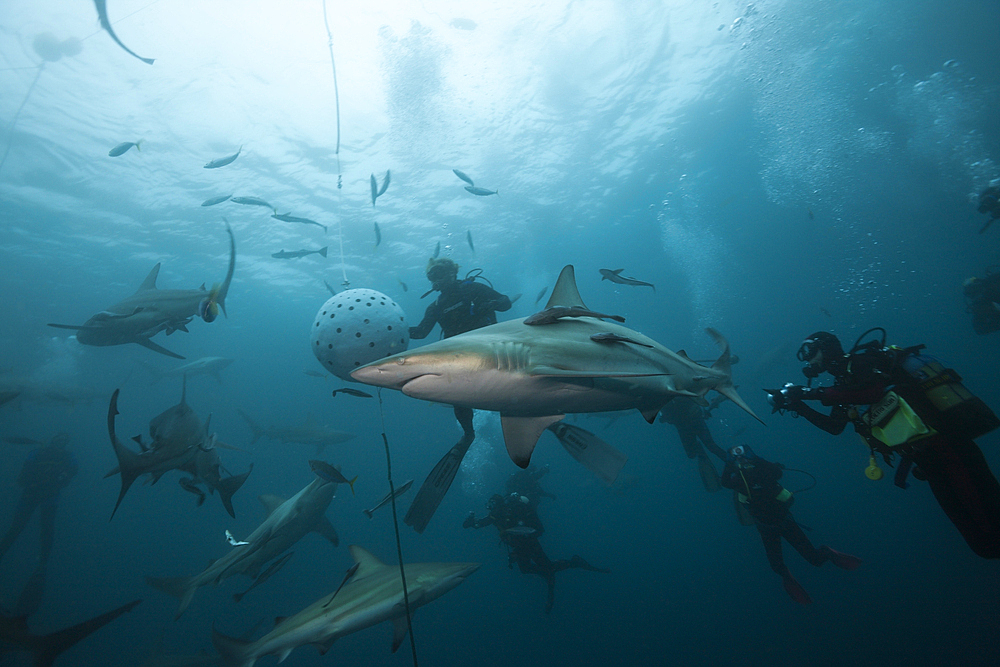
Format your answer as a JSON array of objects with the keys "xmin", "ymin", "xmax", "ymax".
[
  {"xmin": 352, "ymin": 265, "xmax": 761, "ymax": 468},
  {"xmin": 147, "ymin": 467, "xmax": 341, "ymax": 619},
  {"xmin": 211, "ymin": 546, "xmax": 478, "ymax": 667},
  {"xmin": 144, "ymin": 356, "xmax": 234, "ymax": 384},
  {"xmin": 48, "ymin": 222, "xmax": 236, "ymax": 359},
  {"xmin": 237, "ymin": 410, "xmax": 355, "ymax": 453},
  {"xmin": 0, "ymin": 598, "xmax": 141, "ymax": 667},
  {"xmin": 105, "ymin": 377, "xmax": 250, "ymax": 519}
]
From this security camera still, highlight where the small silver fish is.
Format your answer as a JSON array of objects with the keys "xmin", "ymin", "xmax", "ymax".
[
  {"xmin": 374, "ymin": 222, "xmax": 381, "ymax": 247},
  {"xmin": 108, "ymin": 141, "xmax": 141, "ymax": 157},
  {"xmin": 466, "ymin": 230, "xmax": 475, "ymax": 252},
  {"xmin": 331, "ymin": 388, "xmax": 373, "ymax": 399},
  {"xmin": 201, "ymin": 194, "xmax": 232, "ymax": 207},
  {"xmin": 433, "ymin": 241, "xmax": 441, "ymax": 258},
  {"xmin": 308, "ymin": 460, "xmax": 357, "ymax": 494},
  {"xmin": 398, "ymin": 278, "xmax": 408, "ymax": 292},
  {"xmin": 272, "ymin": 213, "xmax": 327, "ymax": 233},
  {"xmin": 534, "ymin": 287, "xmax": 548, "ymax": 304},
  {"xmin": 464, "ymin": 185, "xmax": 498, "ymax": 196},
  {"xmin": 370, "ymin": 174, "xmax": 378, "ymax": 207},
  {"xmin": 204, "ymin": 146, "xmax": 242, "ymax": 169},
  {"xmin": 362, "ymin": 479, "xmax": 413, "ymax": 518},
  {"xmin": 231, "ymin": 196, "xmax": 274, "ymax": 211},
  {"xmin": 453, "ymin": 169, "xmax": 475, "ymax": 186},
  {"xmin": 377, "ymin": 170, "xmax": 391, "ymax": 197}
]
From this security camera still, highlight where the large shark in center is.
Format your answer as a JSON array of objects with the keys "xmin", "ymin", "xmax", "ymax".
[
  {"xmin": 48, "ymin": 222, "xmax": 236, "ymax": 359},
  {"xmin": 352, "ymin": 265, "xmax": 761, "ymax": 467},
  {"xmin": 211, "ymin": 546, "xmax": 478, "ymax": 667}
]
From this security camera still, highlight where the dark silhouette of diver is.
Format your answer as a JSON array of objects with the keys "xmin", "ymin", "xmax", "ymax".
[
  {"xmin": 720, "ymin": 445, "xmax": 862, "ymax": 605},
  {"xmin": 0, "ymin": 434, "xmax": 78, "ymax": 615},
  {"xmin": 464, "ymin": 492, "xmax": 609, "ymax": 613},
  {"xmin": 405, "ymin": 257, "xmax": 512, "ymax": 532},
  {"xmin": 659, "ymin": 397, "xmax": 728, "ymax": 491}
]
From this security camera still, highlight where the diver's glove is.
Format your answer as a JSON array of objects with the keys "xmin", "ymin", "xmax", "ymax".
[
  {"xmin": 764, "ymin": 383, "xmax": 818, "ymax": 413},
  {"xmin": 462, "ymin": 512, "xmax": 476, "ymax": 529}
]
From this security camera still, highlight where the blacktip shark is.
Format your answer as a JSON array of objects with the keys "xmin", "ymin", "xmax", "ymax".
[
  {"xmin": 145, "ymin": 356, "xmax": 234, "ymax": 384},
  {"xmin": 352, "ymin": 264, "xmax": 761, "ymax": 468},
  {"xmin": 48, "ymin": 222, "xmax": 236, "ymax": 360},
  {"xmin": 237, "ymin": 410, "xmax": 355, "ymax": 453},
  {"xmin": 0, "ymin": 598, "xmax": 141, "ymax": 667},
  {"xmin": 106, "ymin": 377, "xmax": 250, "ymax": 519},
  {"xmin": 211, "ymin": 546, "xmax": 478, "ymax": 667},
  {"xmin": 147, "ymin": 467, "xmax": 341, "ymax": 619}
]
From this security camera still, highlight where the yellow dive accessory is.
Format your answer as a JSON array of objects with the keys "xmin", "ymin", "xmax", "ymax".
[
  {"xmin": 863, "ymin": 391, "xmax": 935, "ymax": 448},
  {"xmin": 865, "ymin": 456, "xmax": 883, "ymax": 480}
]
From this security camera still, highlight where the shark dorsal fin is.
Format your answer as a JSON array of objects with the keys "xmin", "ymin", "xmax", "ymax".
[
  {"xmin": 138, "ymin": 263, "xmax": 161, "ymax": 291},
  {"xmin": 543, "ymin": 265, "xmax": 589, "ymax": 311},
  {"xmin": 259, "ymin": 494, "xmax": 285, "ymax": 517},
  {"xmin": 349, "ymin": 545, "xmax": 387, "ymax": 578},
  {"xmin": 677, "ymin": 349, "xmax": 690, "ymax": 359}
]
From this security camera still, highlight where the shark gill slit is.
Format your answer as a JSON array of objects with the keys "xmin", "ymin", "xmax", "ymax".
[{"xmin": 375, "ymin": 387, "xmax": 420, "ymax": 666}]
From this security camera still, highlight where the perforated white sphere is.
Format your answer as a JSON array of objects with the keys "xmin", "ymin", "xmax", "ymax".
[{"xmin": 311, "ymin": 289, "xmax": 409, "ymax": 381}]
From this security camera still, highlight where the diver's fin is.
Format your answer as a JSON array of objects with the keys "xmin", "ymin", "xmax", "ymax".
[
  {"xmin": 501, "ymin": 414, "xmax": 564, "ymax": 468},
  {"xmin": 546, "ymin": 422, "xmax": 628, "ymax": 486},
  {"xmin": 404, "ymin": 437, "xmax": 473, "ymax": 533},
  {"xmin": 136, "ymin": 337, "xmax": 185, "ymax": 359}
]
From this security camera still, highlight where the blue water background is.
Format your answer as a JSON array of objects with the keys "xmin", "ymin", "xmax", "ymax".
[{"xmin": 1, "ymin": 1, "xmax": 999, "ymax": 665}]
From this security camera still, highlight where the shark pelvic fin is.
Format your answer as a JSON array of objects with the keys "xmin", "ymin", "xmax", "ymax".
[
  {"xmin": 543, "ymin": 265, "xmax": 589, "ymax": 311},
  {"xmin": 501, "ymin": 414, "xmax": 565, "ymax": 468},
  {"xmin": 391, "ymin": 614, "xmax": 410, "ymax": 653},
  {"xmin": 137, "ymin": 263, "xmax": 161, "ymax": 291}
]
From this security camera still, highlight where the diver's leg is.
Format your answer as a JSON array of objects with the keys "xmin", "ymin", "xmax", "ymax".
[
  {"xmin": 0, "ymin": 493, "xmax": 37, "ymax": 562},
  {"xmin": 757, "ymin": 522, "xmax": 811, "ymax": 604},
  {"xmin": 915, "ymin": 439, "xmax": 1000, "ymax": 559},
  {"xmin": 38, "ymin": 497, "xmax": 57, "ymax": 564}
]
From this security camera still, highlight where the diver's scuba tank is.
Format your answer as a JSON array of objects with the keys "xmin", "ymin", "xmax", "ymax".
[{"xmin": 897, "ymin": 352, "xmax": 1000, "ymax": 441}]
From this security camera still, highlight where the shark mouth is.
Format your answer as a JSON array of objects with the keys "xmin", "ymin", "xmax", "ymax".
[{"xmin": 399, "ymin": 373, "xmax": 443, "ymax": 395}]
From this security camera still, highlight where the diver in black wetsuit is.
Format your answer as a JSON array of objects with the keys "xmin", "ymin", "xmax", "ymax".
[
  {"xmin": 720, "ymin": 445, "xmax": 862, "ymax": 605},
  {"xmin": 405, "ymin": 258, "xmax": 512, "ymax": 533},
  {"xmin": 0, "ymin": 434, "xmax": 78, "ymax": 615},
  {"xmin": 464, "ymin": 492, "xmax": 609, "ymax": 613},
  {"xmin": 963, "ymin": 270, "xmax": 1000, "ymax": 335},
  {"xmin": 767, "ymin": 330, "xmax": 1000, "ymax": 559},
  {"xmin": 659, "ymin": 397, "xmax": 728, "ymax": 492}
]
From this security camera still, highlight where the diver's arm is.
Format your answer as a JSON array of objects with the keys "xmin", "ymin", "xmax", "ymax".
[
  {"xmin": 472, "ymin": 285, "xmax": 512, "ymax": 314},
  {"xmin": 408, "ymin": 303, "xmax": 439, "ymax": 340},
  {"xmin": 789, "ymin": 401, "xmax": 850, "ymax": 435}
]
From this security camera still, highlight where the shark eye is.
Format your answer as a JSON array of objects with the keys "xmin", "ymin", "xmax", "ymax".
[{"xmin": 395, "ymin": 357, "xmax": 407, "ymax": 365}]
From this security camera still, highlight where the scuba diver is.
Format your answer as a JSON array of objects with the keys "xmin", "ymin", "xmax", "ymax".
[
  {"xmin": 504, "ymin": 464, "xmax": 557, "ymax": 506},
  {"xmin": 405, "ymin": 257, "xmax": 513, "ymax": 533},
  {"xmin": 767, "ymin": 329, "xmax": 1000, "ymax": 559},
  {"xmin": 0, "ymin": 434, "xmax": 78, "ymax": 615},
  {"xmin": 720, "ymin": 445, "xmax": 862, "ymax": 605},
  {"xmin": 977, "ymin": 185, "xmax": 1000, "ymax": 233},
  {"xmin": 963, "ymin": 269, "xmax": 1000, "ymax": 335},
  {"xmin": 659, "ymin": 397, "xmax": 728, "ymax": 492},
  {"xmin": 463, "ymin": 492, "xmax": 609, "ymax": 613}
]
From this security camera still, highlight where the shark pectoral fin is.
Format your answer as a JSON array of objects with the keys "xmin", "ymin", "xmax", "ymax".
[
  {"xmin": 313, "ymin": 515, "xmax": 340, "ymax": 547},
  {"xmin": 391, "ymin": 614, "xmax": 411, "ymax": 653},
  {"xmin": 501, "ymin": 414, "xmax": 565, "ymax": 468},
  {"xmin": 136, "ymin": 337, "xmax": 185, "ymax": 359},
  {"xmin": 717, "ymin": 382, "xmax": 765, "ymax": 425}
]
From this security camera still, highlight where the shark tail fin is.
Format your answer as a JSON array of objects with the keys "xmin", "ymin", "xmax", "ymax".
[
  {"xmin": 319, "ymin": 246, "xmax": 328, "ymax": 257},
  {"xmin": 705, "ymin": 328, "xmax": 764, "ymax": 425},
  {"xmin": 34, "ymin": 599, "xmax": 142, "ymax": 667},
  {"xmin": 217, "ymin": 464, "xmax": 253, "ymax": 518},
  {"xmin": 363, "ymin": 508, "xmax": 374, "ymax": 519},
  {"xmin": 107, "ymin": 390, "xmax": 142, "ymax": 521},
  {"xmin": 347, "ymin": 475, "xmax": 358, "ymax": 496},
  {"xmin": 212, "ymin": 624, "xmax": 257, "ymax": 667},
  {"xmin": 237, "ymin": 409, "xmax": 265, "ymax": 444}
]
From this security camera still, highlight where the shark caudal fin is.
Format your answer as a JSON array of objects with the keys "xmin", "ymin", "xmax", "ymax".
[
  {"xmin": 106, "ymin": 389, "xmax": 143, "ymax": 520},
  {"xmin": 319, "ymin": 246, "xmax": 329, "ymax": 257},
  {"xmin": 217, "ymin": 464, "xmax": 253, "ymax": 518},
  {"xmin": 543, "ymin": 265, "xmax": 589, "ymax": 310},
  {"xmin": 237, "ymin": 409, "xmax": 265, "ymax": 444},
  {"xmin": 212, "ymin": 625, "xmax": 257, "ymax": 667},
  {"xmin": 30, "ymin": 599, "xmax": 142, "ymax": 667},
  {"xmin": 146, "ymin": 576, "xmax": 200, "ymax": 620},
  {"xmin": 705, "ymin": 328, "xmax": 764, "ymax": 425}
]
